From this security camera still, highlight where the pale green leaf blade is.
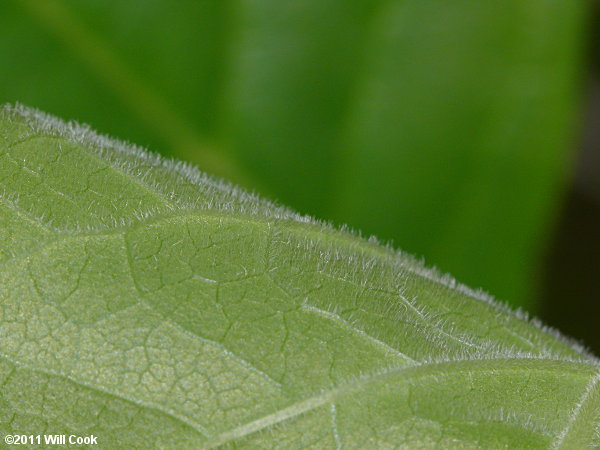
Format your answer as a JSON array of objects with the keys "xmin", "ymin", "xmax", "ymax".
[{"xmin": 0, "ymin": 104, "xmax": 597, "ymax": 448}]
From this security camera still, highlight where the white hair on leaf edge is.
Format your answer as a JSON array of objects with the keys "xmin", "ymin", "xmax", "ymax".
[{"xmin": 1, "ymin": 102, "xmax": 598, "ymax": 364}]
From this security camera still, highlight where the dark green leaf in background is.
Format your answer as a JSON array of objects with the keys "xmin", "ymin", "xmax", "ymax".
[{"xmin": 0, "ymin": 0, "xmax": 587, "ymax": 310}]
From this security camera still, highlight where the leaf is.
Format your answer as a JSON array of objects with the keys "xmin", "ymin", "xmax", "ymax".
[
  {"xmin": 0, "ymin": 104, "xmax": 598, "ymax": 448},
  {"xmin": 326, "ymin": 0, "xmax": 586, "ymax": 309},
  {"xmin": 0, "ymin": 0, "xmax": 586, "ymax": 310},
  {"xmin": 221, "ymin": 0, "xmax": 586, "ymax": 310}
]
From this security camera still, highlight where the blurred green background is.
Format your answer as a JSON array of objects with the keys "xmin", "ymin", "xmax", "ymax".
[{"xmin": 1, "ymin": 0, "xmax": 597, "ymax": 353}]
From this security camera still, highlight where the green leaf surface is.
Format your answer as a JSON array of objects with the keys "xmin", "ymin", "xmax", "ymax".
[
  {"xmin": 0, "ymin": 0, "xmax": 586, "ymax": 310},
  {"xmin": 0, "ymin": 104, "xmax": 598, "ymax": 448}
]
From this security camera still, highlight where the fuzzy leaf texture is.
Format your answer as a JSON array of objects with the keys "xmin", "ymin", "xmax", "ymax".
[{"xmin": 0, "ymin": 104, "xmax": 598, "ymax": 449}]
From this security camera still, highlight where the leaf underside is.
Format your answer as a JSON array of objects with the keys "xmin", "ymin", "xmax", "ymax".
[{"xmin": 0, "ymin": 104, "xmax": 598, "ymax": 448}]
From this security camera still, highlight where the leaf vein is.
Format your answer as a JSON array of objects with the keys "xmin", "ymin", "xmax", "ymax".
[
  {"xmin": 0, "ymin": 349, "xmax": 210, "ymax": 439},
  {"xmin": 205, "ymin": 358, "xmax": 596, "ymax": 447}
]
